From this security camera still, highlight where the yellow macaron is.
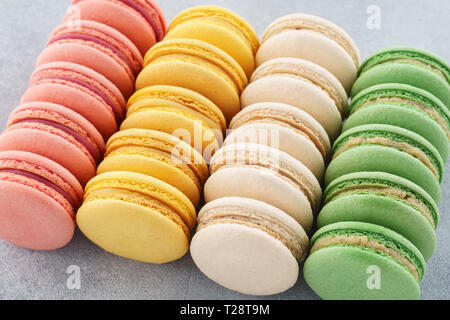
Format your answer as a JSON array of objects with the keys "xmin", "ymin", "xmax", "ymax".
[
  {"xmin": 97, "ymin": 129, "xmax": 209, "ymax": 206},
  {"xmin": 165, "ymin": 5, "xmax": 260, "ymax": 78},
  {"xmin": 124, "ymin": 85, "xmax": 226, "ymax": 159},
  {"xmin": 136, "ymin": 39, "xmax": 247, "ymax": 123},
  {"xmin": 77, "ymin": 171, "xmax": 196, "ymax": 264}
]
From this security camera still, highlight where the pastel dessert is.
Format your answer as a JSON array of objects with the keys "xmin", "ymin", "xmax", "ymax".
[
  {"xmin": 352, "ymin": 47, "xmax": 450, "ymax": 109},
  {"xmin": 67, "ymin": 0, "xmax": 166, "ymax": 56},
  {"xmin": 77, "ymin": 171, "xmax": 196, "ymax": 264},
  {"xmin": 36, "ymin": 20, "xmax": 143, "ymax": 98},
  {"xmin": 123, "ymin": 85, "xmax": 226, "ymax": 159},
  {"xmin": 241, "ymin": 58, "xmax": 345, "ymax": 141},
  {"xmin": 0, "ymin": 102, "xmax": 105, "ymax": 186},
  {"xmin": 303, "ymin": 222, "xmax": 426, "ymax": 300},
  {"xmin": 205, "ymin": 143, "xmax": 322, "ymax": 232},
  {"xmin": 191, "ymin": 197, "xmax": 309, "ymax": 296},
  {"xmin": 319, "ymin": 172, "xmax": 439, "ymax": 261},
  {"xmin": 345, "ymin": 83, "xmax": 450, "ymax": 162},
  {"xmin": 165, "ymin": 5, "xmax": 260, "ymax": 78},
  {"xmin": 0, "ymin": 151, "xmax": 83, "ymax": 250},
  {"xmin": 21, "ymin": 62, "xmax": 125, "ymax": 140},
  {"xmin": 325, "ymin": 124, "xmax": 443, "ymax": 203},
  {"xmin": 257, "ymin": 14, "xmax": 360, "ymax": 93},
  {"xmin": 229, "ymin": 102, "xmax": 331, "ymax": 161},
  {"xmin": 135, "ymin": 39, "xmax": 248, "ymax": 123},
  {"xmin": 97, "ymin": 129, "xmax": 209, "ymax": 207}
]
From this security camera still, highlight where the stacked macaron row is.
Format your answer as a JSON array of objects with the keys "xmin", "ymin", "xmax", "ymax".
[
  {"xmin": 76, "ymin": 6, "xmax": 260, "ymax": 264},
  {"xmin": 304, "ymin": 47, "xmax": 450, "ymax": 300},
  {"xmin": 190, "ymin": 14, "xmax": 361, "ymax": 296},
  {"xmin": 0, "ymin": 0, "xmax": 166, "ymax": 251}
]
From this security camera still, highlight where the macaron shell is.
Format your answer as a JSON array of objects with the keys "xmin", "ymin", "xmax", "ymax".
[
  {"xmin": 224, "ymin": 123, "xmax": 325, "ymax": 180},
  {"xmin": 256, "ymin": 30, "xmax": 357, "ymax": 93},
  {"xmin": 165, "ymin": 20, "xmax": 255, "ymax": 79},
  {"xmin": 191, "ymin": 223, "xmax": 299, "ymax": 296},
  {"xmin": 318, "ymin": 194, "xmax": 436, "ymax": 261},
  {"xmin": 0, "ymin": 181, "xmax": 76, "ymax": 250},
  {"xmin": 136, "ymin": 59, "xmax": 240, "ymax": 123},
  {"xmin": 343, "ymin": 104, "xmax": 449, "ymax": 162},
  {"xmin": 0, "ymin": 128, "xmax": 96, "ymax": 186},
  {"xmin": 241, "ymin": 76, "xmax": 342, "ymax": 141},
  {"xmin": 204, "ymin": 166, "xmax": 314, "ymax": 232},
  {"xmin": 67, "ymin": 0, "xmax": 163, "ymax": 56},
  {"xmin": 97, "ymin": 149, "xmax": 201, "ymax": 206},
  {"xmin": 77, "ymin": 199, "xmax": 189, "ymax": 264},
  {"xmin": 325, "ymin": 145, "xmax": 442, "ymax": 203},
  {"xmin": 352, "ymin": 63, "xmax": 450, "ymax": 109},
  {"xmin": 303, "ymin": 245, "xmax": 421, "ymax": 300}
]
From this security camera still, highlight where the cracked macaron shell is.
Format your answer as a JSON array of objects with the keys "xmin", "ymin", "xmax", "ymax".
[
  {"xmin": 36, "ymin": 20, "xmax": 143, "ymax": 98},
  {"xmin": 77, "ymin": 171, "xmax": 196, "ymax": 264},
  {"xmin": 166, "ymin": 5, "xmax": 259, "ymax": 78},
  {"xmin": 191, "ymin": 197, "xmax": 308, "ymax": 296},
  {"xmin": 0, "ymin": 102, "xmax": 105, "ymax": 186},
  {"xmin": 136, "ymin": 39, "xmax": 247, "ymax": 123},
  {"xmin": 68, "ymin": 0, "xmax": 166, "ymax": 56},
  {"xmin": 0, "ymin": 151, "xmax": 83, "ymax": 250},
  {"xmin": 304, "ymin": 222, "xmax": 426, "ymax": 300},
  {"xmin": 22, "ymin": 62, "xmax": 124, "ymax": 140},
  {"xmin": 97, "ymin": 129, "xmax": 209, "ymax": 206},
  {"xmin": 319, "ymin": 172, "xmax": 439, "ymax": 260},
  {"xmin": 352, "ymin": 47, "xmax": 450, "ymax": 109},
  {"xmin": 345, "ymin": 83, "xmax": 450, "ymax": 161},
  {"xmin": 257, "ymin": 13, "xmax": 360, "ymax": 93}
]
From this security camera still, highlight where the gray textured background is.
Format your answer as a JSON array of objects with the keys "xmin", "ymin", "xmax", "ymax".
[{"xmin": 0, "ymin": 0, "xmax": 449, "ymax": 300}]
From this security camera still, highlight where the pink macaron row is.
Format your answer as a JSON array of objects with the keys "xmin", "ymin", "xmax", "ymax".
[{"xmin": 0, "ymin": 0, "xmax": 166, "ymax": 251}]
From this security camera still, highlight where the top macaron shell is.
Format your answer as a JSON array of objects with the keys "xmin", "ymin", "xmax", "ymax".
[
  {"xmin": 36, "ymin": 20, "xmax": 143, "ymax": 98},
  {"xmin": 0, "ymin": 151, "xmax": 83, "ymax": 250},
  {"xmin": 165, "ymin": 5, "xmax": 260, "ymax": 79},
  {"xmin": 257, "ymin": 13, "xmax": 360, "ymax": 93},
  {"xmin": 352, "ymin": 47, "xmax": 450, "ymax": 109},
  {"xmin": 0, "ymin": 102, "xmax": 105, "ymax": 186},
  {"xmin": 21, "ymin": 62, "xmax": 124, "ymax": 140},
  {"xmin": 67, "ymin": 0, "xmax": 167, "ymax": 56}
]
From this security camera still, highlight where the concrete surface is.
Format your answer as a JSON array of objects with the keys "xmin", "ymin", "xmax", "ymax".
[{"xmin": 0, "ymin": 0, "xmax": 449, "ymax": 300}]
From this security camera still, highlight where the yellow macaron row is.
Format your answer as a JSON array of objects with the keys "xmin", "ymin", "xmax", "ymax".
[{"xmin": 76, "ymin": 6, "xmax": 259, "ymax": 265}]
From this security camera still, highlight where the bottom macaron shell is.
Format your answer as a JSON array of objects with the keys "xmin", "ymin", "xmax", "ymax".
[
  {"xmin": 318, "ymin": 195, "xmax": 436, "ymax": 261},
  {"xmin": 344, "ymin": 104, "xmax": 449, "ymax": 162},
  {"xmin": 191, "ymin": 223, "xmax": 299, "ymax": 296},
  {"xmin": 204, "ymin": 167, "xmax": 314, "ymax": 232},
  {"xmin": 303, "ymin": 246, "xmax": 421, "ymax": 300},
  {"xmin": 0, "ymin": 129, "xmax": 96, "ymax": 186},
  {"xmin": 325, "ymin": 146, "xmax": 441, "ymax": 203},
  {"xmin": 76, "ymin": 199, "xmax": 189, "ymax": 264},
  {"xmin": 0, "ymin": 181, "xmax": 75, "ymax": 250}
]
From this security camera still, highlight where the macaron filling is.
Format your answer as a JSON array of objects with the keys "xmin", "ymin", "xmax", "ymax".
[
  {"xmin": 0, "ymin": 168, "xmax": 77, "ymax": 210},
  {"xmin": 310, "ymin": 230, "xmax": 423, "ymax": 282},
  {"xmin": 49, "ymin": 33, "xmax": 136, "ymax": 76},
  {"xmin": 325, "ymin": 179, "xmax": 438, "ymax": 228},
  {"xmin": 197, "ymin": 207, "xmax": 307, "ymax": 261},
  {"xmin": 359, "ymin": 51, "xmax": 450, "ymax": 84},
  {"xmin": 12, "ymin": 118, "xmax": 100, "ymax": 164},
  {"xmin": 333, "ymin": 132, "xmax": 442, "ymax": 181}
]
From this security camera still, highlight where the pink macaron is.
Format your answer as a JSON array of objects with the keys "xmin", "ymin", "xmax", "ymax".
[
  {"xmin": 21, "ymin": 62, "xmax": 125, "ymax": 140},
  {"xmin": 0, "ymin": 151, "xmax": 83, "ymax": 250},
  {"xmin": 66, "ymin": 0, "xmax": 167, "ymax": 56},
  {"xmin": 0, "ymin": 102, "xmax": 106, "ymax": 186},
  {"xmin": 36, "ymin": 20, "xmax": 143, "ymax": 98}
]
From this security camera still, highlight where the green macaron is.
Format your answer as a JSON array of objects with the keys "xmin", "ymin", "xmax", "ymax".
[
  {"xmin": 325, "ymin": 124, "xmax": 443, "ymax": 203},
  {"xmin": 351, "ymin": 47, "xmax": 450, "ymax": 109},
  {"xmin": 303, "ymin": 222, "xmax": 426, "ymax": 300},
  {"xmin": 345, "ymin": 83, "xmax": 450, "ymax": 162},
  {"xmin": 318, "ymin": 172, "xmax": 439, "ymax": 261}
]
